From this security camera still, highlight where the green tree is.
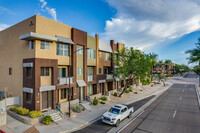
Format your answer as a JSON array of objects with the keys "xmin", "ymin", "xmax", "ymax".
[{"xmin": 156, "ymin": 72, "xmax": 166, "ymax": 86}]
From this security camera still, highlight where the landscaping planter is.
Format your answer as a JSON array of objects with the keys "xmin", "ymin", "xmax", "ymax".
[{"xmin": 7, "ymin": 110, "xmax": 43, "ymax": 125}]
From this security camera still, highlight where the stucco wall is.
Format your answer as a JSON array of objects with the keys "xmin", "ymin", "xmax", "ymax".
[{"xmin": 0, "ymin": 15, "xmax": 36, "ymax": 106}]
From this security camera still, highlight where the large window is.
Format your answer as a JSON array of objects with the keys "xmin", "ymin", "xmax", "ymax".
[
  {"xmin": 9, "ymin": 67, "xmax": 12, "ymax": 75},
  {"xmin": 29, "ymin": 41, "xmax": 34, "ymax": 50},
  {"xmin": 26, "ymin": 67, "xmax": 32, "ymax": 77},
  {"xmin": 99, "ymin": 68, "xmax": 102, "ymax": 74},
  {"xmin": 57, "ymin": 43, "xmax": 69, "ymax": 56},
  {"xmin": 41, "ymin": 67, "xmax": 50, "ymax": 76},
  {"xmin": 87, "ymin": 67, "xmax": 93, "ymax": 76},
  {"xmin": 40, "ymin": 41, "xmax": 50, "ymax": 50},
  {"xmin": 87, "ymin": 49, "xmax": 96, "ymax": 59},
  {"xmin": 76, "ymin": 46, "xmax": 83, "ymax": 54},
  {"xmin": 77, "ymin": 68, "xmax": 83, "ymax": 75},
  {"xmin": 104, "ymin": 68, "xmax": 108, "ymax": 74},
  {"xmin": 99, "ymin": 51, "xmax": 102, "ymax": 57},
  {"xmin": 61, "ymin": 88, "xmax": 67, "ymax": 100},
  {"xmin": 58, "ymin": 68, "xmax": 66, "ymax": 78},
  {"xmin": 104, "ymin": 52, "xmax": 110, "ymax": 61}
]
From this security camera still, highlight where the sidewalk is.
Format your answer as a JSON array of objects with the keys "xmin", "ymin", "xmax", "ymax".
[{"xmin": 3, "ymin": 81, "xmax": 172, "ymax": 133}]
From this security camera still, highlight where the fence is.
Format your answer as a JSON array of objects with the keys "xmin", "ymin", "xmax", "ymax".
[{"xmin": 0, "ymin": 96, "xmax": 20, "ymax": 112}]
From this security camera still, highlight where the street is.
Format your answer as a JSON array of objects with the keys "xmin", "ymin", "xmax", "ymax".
[
  {"xmin": 73, "ymin": 95, "xmax": 155, "ymax": 133},
  {"xmin": 120, "ymin": 73, "xmax": 200, "ymax": 133}
]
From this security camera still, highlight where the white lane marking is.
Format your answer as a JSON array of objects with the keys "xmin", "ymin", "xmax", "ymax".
[
  {"xmin": 183, "ymin": 89, "xmax": 184, "ymax": 93},
  {"xmin": 180, "ymin": 96, "xmax": 182, "ymax": 101},
  {"xmin": 117, "ymin": 110, "xmax": 145, "ymax": 133},
  {"xmin": 173, "ymin": 110, "xmax": 177, "ymax": 118}
]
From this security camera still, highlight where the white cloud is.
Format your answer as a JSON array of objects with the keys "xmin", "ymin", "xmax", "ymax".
[
  {"xmin": 103, "ymin": 0, "xmax": 200, "ymax": 51},
  {"xmin": 39, "ymin": 0, "xmax": 57, "ymax": 21},
  {"xmin": 0, "ymin": 24, "xmax": 10, "ymax": 31}
]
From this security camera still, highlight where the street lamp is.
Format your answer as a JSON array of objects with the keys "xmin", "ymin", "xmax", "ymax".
[{"xmin": 68, "ymin": 47, "xmax": 89, "ymax": 117}]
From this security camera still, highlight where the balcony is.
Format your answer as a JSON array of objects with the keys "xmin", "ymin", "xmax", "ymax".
[
  {"xmin": 106, "ymin": 74, "xmax": 113, "ymax": 80},
  {"xmin": 87, "ymin": 75, "xmax": 93, "ymax": 82},
  {"xmin": 58, "ymin": 77, "xmax": 74, "ymax": 85}
]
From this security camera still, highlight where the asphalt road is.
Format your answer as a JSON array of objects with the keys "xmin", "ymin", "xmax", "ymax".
[
  {"xmin": 183, "ymin": 71, "xmax": 199, "ymax": 78},
  {"xmin": 120, "ymin": 83, "xmax": 200, "ymax": 133},
  {"xmin": 73, "ymin": 95, "xmax": 155, "ymax": 133}
]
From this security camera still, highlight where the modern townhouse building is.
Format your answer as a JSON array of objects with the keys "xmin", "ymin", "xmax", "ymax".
[
  {"xmin": 0, "ymin": 15, "xmax": 126, "ymax": 111},
  {"xmin": 152, "ymin": 62, "xmax": 176, "ymax": 74}
]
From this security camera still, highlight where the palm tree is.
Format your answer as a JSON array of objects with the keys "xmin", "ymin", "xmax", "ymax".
[
  {"xmin": 165, "ymin": 59, "xmax": 172, "ymax": 74},
  {"xmin": 185, "ymin": 38, "xmax": 200, "ymax": 86}
]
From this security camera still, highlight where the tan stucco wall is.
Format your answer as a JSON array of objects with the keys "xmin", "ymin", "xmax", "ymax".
[
  {"xmin": 0, "ymin": 15, "xmax": 36, "ymax": 105},
  {"xmin": 87, "ymin": 35, "xmax": 96, "ymax": 66},
  {"xmin": 35, "ymin": 40, "xmax": 71, "ymax": 65},
  {"xmin": 40, "ymin": 68, "xmax": 52, "ymax": 87}
]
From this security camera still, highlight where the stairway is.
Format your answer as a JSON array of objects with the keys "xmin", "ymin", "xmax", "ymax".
[
  {"xmin": 43, "ymin": 110, "xmax": 62, "ymax": 122},
  {"xmin": 80, "ymin": 101, "xmax": 92, "ymax": 110}
]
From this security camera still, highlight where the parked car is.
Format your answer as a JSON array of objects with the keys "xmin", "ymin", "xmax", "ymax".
[{"xmin": 101, "ymin": 104, "xmax": 134, "ymax": 127}]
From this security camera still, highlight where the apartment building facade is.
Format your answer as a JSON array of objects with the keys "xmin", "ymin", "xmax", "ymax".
[{"xmin": 0, "ymin": 15, "xmax": 124, "ymax": 111}]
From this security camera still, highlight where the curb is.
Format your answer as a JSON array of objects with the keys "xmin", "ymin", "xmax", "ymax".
[{"xmin": 195, "ymin": 84, "xmax": 200, "ymax": 109}]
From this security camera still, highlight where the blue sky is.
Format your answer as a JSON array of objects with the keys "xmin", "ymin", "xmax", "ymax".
[{"xmin": 0, "ymin": 0, "xmax": 200, "ymax": 67}]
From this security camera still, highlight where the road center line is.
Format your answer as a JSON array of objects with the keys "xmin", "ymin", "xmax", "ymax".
[
  {"xmin": 183, "ymin": 89, "xmax": 184, "ymax": 92},
  {"xmin": 180, "ymin": 96, "xmax": 182, "ymax": 101},
  {"xmin": 173, "ymin": 110, "xmax": 177, "ymax": 118}
]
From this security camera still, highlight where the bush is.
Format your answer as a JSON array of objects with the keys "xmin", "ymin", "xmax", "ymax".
[
  {"xmin": 101, "ymin": 96, "xmax": 108, "ymax": 101},
  {"xmin": 93, "ymin": 97, "xmax": 98, "ymax": 105},
  {"xmin": 29, "ymin": 111, "xmax": 42, "ymax": 118},
  {"xmin": 66, "ymin": 112, "xmax": 70, "ymax": 116},
  {"xmin": 72, "ymin": 104, "xmax": 84, "ymax": 113},
  {"xmin": 134, "ymin": 92, "xmax": 138, "ymax": 94},
  {"xmin": 167, "ymin": 74, "xmax": 173, "ymax": 77},
  {"xmin": 146, "ymin": 78, "xmax": 151, "ymax": 84},
  {"xmin": 43, "ymin": 115, "xmax": 51, "ymax": 125},
  {"xmin": 12, "ymin": 107, "xmax": 29, "ymax": 116},
  {"xmin": 125, "ymin": 89, "xmax": 130, "ymax": 93},
  {"xmin": 142, "ymin": 80, "xmax": 147, "ymax": 85},
  {"xmin": 129, "ymin": 88, "xmax": 133, "ymax": 92},
  {"xmin": 113, "ymin": 92, "xmax": 117, "ymax": 97},
  {"xmin": 151, "ymin": 85, "xmax": 153, "ymax": 87},
  {"xmin": 100, "ymin": 101, "xmax": 106, "ymax": 104}
]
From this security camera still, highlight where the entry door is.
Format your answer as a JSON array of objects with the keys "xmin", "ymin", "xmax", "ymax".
[{"xmin": 42, "ymin": 92, "xmax": 48, "ymax": 110}]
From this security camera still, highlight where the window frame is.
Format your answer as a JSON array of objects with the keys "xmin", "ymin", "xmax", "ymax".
[
  {"xmin": 41, "ymin": 67, "xmax": 50, "ymax": 76},
  {"xmin": 40, "ymin": 41, "xmax": 50, "ymax": 50}
]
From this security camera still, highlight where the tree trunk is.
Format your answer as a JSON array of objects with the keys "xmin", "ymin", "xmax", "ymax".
[
  {"xmin": 119, "ymin": 81, "xmax": 126, "ymax": 97},
  {"xmin": 161, "ymin": 79, "xmax": 165, "ymax": 86}
]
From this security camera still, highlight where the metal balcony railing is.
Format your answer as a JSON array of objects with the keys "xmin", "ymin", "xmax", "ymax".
[
  {"xmin": 87, "ymin": 75, "xmax": 93, "ymax": 82},
  {"xmin": 58, "ymin": 77, "xmax": 74, "ymax": 85},
  {"xmin": 106, "ymin": 74, "xmax": 113, "ymax": 80}
]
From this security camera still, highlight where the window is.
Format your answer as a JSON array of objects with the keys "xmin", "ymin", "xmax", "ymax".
[
  {"xmin": 29, "ymin": 41, "xmax": 34, "ymax": 50},
  {"xmin": 87, "ymin": 67, "xmax": 93, "ymax": 76},
  {"xmin": 104, "ymin": 68, "xmax": 108, "ymax": 74},
  {"xmin": 26, "ymin": 93, "xmax": 32, "ymax": 103},
  {"xmin": 99, "ymin": 68, "xmax": 102, "ymax": 74},
  {"xmin": 114, "ymin": 54, "xmax": 117, "ymax": 60},
  {"xmin": 77, "ymin": 68, "xmax": 83, "ymax": 75},
  {"xmin": 87, "ymin": 49, "xmax": 96, "ymax": 59},
  {"xmin": 99, "ymin": 51, "xmax": 102, "ymax": 57},
  {"xmin": 40, "ymin": 41, "xmax": 50, "ymax": 50},
  {"xmin": 26, "ymin": 67, "xmax": 32, "ymax": 77},
  {"xmin": 41, "ymin": 67, "xmax": 50, "ymax": 76},
  {"xmin": 58, "ymin": 68, "xmax": 66, "ymax": 78},
  {"xmin": 9, "ymin": 68, "xmax": 12, "ymax": 75},
  {"xmin": 64, "ymin": 45, "xmax": 69, "ymax": 56},
  {"xmin": 76, "ymin": 46, "xmax": 83, "ymax": 54},
  {"xmin": 104, "ymin": 52, "xmax": 110, "ymax": 61},
  {"xmin": 57, "ymin": 44, "xmax": 69, "ymax": 56},
  {"xmin": 61, "ymin": 88, "xmax": 67, "ymax": 100}
]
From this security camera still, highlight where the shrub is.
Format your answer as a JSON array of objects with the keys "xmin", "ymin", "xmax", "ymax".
[
  {"xmin": 100, "ymin": 101, "xmax": 106, "ymax": 104},
  {"xmin": 134, "ymin": 92, "xmax": 138, "ymax": 94},
  {"xmin": 142, "ymin": 80, "xmax": 147, "ymax": 85},
  {"xmin": 167, "ymin": 74, "xmax": 173, "ymax": 77},
  {"xmin": 43, "ymin": 115, "xmax": 52, "ymax": 125},
  {"xmin": 72, "ymin": 104, "xmax": 84, "ymax": 113},
  {"xmin": 113, "ymin": 92, "xmax": 117, "ymax": 97},
  {"xmin": 129, "ymin": 88, "xmax": 133, "ymax": 92},
  {"xmin": 93, "ymin": 97, "xmax": 98, "ymax": 105},
  {"xmin": 146, "ymin": 78, "xmax": 151, "ymax": 84},
  {"xmin": 66, "ymin": 112, "xmax": 70, "ymax": 116},
  {"xmin": 101, "ymin": 96, "xmax": 108, "ymax": 101},
  {"xmin": 29, "ymin": 111, "xmax": 42, "ymax": 118},
  {"xmin": 125, "ymin": 89, "xmax": 130, "ymax": 93},
  {"xmin": 151, "ymin": 85, "xmax": 153, "ymax": 87},
  {"xmin": 12, "ymin": 107, "xmax": 29, "ymax": 116}
]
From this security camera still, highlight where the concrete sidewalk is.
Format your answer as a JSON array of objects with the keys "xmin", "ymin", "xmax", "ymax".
[{"xmin": 3, "ymin": 81, "xmax": 172, "ymax": 133}]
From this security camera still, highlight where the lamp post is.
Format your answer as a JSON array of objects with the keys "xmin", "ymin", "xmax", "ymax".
[{"xmin": 68, "ymin": 47, "xmax": 89, "ymax": 117}]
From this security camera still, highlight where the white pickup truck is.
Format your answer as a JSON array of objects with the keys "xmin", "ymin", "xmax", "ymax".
[{"xmin": 101, "ymin": 104, "xmax": 134, "ymax": 127}]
